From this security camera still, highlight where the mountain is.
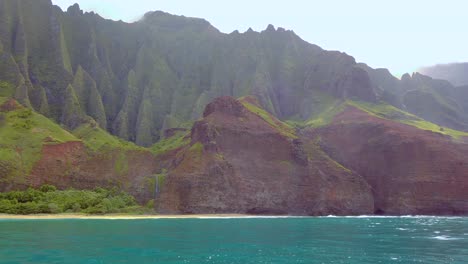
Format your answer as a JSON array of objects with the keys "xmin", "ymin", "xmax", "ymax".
[
  {"xmin": 0, "ymin": 0, "xmax": 381, "ymax": 147},
  {"xmin": 419, "ymin": 63, "xmax": 468, "ymax": 86},
  {"xmin": 156, "ymin": 96, "xmax": 468, "ymax": 215},
  {"xmin": 0, "ymin": 0, "xmax": 467, "ymax": 215},
  {"xmin": 1, "ymin": 0, "xmax": 467, "ymax": 145}
]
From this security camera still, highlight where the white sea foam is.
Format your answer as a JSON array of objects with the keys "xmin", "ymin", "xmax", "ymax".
[
  {"xmin": 432, "ymin": 235, "xmax": 461, "ymax": 241},
  {"xmin": 334, "ymin": 215, "xmax": 467, "ymax": 219},
  {"xmin": 194, "ymin": 215, "xmax": 308, "ymax": 219}
]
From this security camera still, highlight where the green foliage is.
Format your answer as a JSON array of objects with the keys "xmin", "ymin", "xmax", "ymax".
[
  {"xmin": 135, "ymin": 89, "xmax": 154, "ymax": 147},
  {"xmin": 0, "ymin": 81, "xmax": 14, "ymax": 97},
  {"xmin": 348, "ymin": 100, "xmax": 468, "ymax": 139},
  {"xmin": 151, "ymin": 131, "xmax": 190, "ymax": 156},
  {"xmin": 73, "ymin": 123, "xmax": 144, "ymax": 152},
  {"xmin": 39, "ymin": 184, "xmax": 57, "ymax": 193},
  {"xmin": 240, "ymin": 99, "xmax": 297, "ymax": 138},
  {"xmin": 114, "ymin": 152, "xmax": 129, "ymax": 176},
  {"xmin": 145, "ymin": 199, "xmax": 155, "ymax": 209},
  {"xmin": 0, "ymin": 185, "xmax": 143, "ymax": 215},
  {"xmin": 303, "ymin": 101, "xmax": 347, "ymax": 128},
  {"xmin": 72, "ymin": 67, "xmax": 107, "ymax": 129},
  {"xmin": 0, "ymin": 98, "xmax": 78, "ymax": 180},
  {"xmin": 188, "ymin": 142, "xmax": 204, "ymax": 156},
  {"xmin": 61, "ymin": 84, "xmax": 87, "ymax": 129}
]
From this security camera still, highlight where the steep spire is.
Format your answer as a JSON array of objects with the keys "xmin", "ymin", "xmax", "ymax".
[{"xmin": 67, "ymin": 3, "xmax": 83, "ymax": 15}]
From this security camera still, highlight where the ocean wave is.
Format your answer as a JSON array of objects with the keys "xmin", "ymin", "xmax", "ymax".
[{"xmin": 431, "ymin": 235, "xmax": 462, "ymax": 241}]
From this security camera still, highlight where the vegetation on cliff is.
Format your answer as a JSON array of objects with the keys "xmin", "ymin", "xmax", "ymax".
[
  {"xmin": 151, "ymin": 130, "xmax": 190, "ymax": 156},
  {"xmin": 0, "ymin": 185, "xmax": 150, "ymax": 215},
  {"xmin": 73, "ymin": 123, "xmax": 144, "ymax": 152},
  {"xmin": 348, "ymin": 101, "xmax": 468, "ymax": 139},
  {"xmin": 0, "ymin": 97, "xmax": 77, "ymax": 182}
]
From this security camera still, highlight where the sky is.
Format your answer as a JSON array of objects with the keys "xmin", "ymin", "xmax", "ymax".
[{"xmin": 51, "ymin": 0, "xmax": 468, "ymax": 77}]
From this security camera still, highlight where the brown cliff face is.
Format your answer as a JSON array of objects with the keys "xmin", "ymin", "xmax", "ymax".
[
  {"xmin": 157, "ymin": 96, "xmax": 374, "ymax": 215},
  {"xmin": 307, "ymin": 106, "xmax": 468, "ymax": 215},
  {"xmin": 29, "ymin": 142, "xmax": 159, "ymax": 202}
]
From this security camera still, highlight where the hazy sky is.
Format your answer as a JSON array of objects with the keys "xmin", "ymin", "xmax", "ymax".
[{"xmin": 51, "ymin": 0, "xmax": 467, "ymax": 77}]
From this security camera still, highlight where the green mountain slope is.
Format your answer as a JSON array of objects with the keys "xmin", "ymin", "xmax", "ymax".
[
  {"xmin": 0, "ymin": 0, "xmax": 380, "ymax": 146},
  {"xmin": 0, "ymin": 97, "xmax": 145, "ymax": 188},
  {"xmin": 0, "ymin": 97, "xmax": 77, "ymax": 183},
  {"xmin": 0, "ymin": 0, "xmax": 467, "ymax": 148}
]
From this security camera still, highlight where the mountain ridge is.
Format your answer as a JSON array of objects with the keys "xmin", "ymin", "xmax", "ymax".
[{"xmin": 419, "ymin": 62, "xmax": 468, "ymax": 87}]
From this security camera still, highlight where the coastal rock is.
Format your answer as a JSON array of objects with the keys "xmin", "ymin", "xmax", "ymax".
[
  {"xmin": 308, "ymin": 106, "xmax": 468, "ymax": 215},
  {"xmin": 157, "ymin": 96, "xmax": 374, "ymax": 215}
]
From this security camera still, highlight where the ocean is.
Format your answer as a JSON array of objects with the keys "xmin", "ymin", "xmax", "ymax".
[{"xmin": 0, "ymin": 216, "xmax": 467, "ymax": 263}]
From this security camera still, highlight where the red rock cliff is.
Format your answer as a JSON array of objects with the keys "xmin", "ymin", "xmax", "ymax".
[
  {"xmin": 157, "ymin": 96, "xmax": 374, "ymax": 215},
  {"xmin": 307, "ymin": 106, "xmax": 468, "ymax": 215}
]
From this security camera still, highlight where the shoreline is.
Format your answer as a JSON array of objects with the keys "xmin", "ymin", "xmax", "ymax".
[
  {"xmin": 0, "ymin": 214, "xmax": 466, "ymax": 220},
  {"xmin": 0, "ymin": 213, "xmax": 254, "ymax": 220}
]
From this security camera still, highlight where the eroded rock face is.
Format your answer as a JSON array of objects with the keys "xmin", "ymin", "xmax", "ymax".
[
  {"xmin": 28, "ymin": 142, "xmax": 159, "ymax": 202},
  {"xmin": 157, "ymin": 96, "xmax": 374, "ymax": 215},
  {"xmin": 308, "ymin": 106, "xmax": 468, "ymax": 215}
]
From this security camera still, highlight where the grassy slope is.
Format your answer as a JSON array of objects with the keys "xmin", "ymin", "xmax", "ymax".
[
  {"xmin": 239, "ymin": 98, "xmax": 297, "ymax": 139},
  {"xmin": 348, "ymin": 101, "xmax": 468, "ymax": 139},
  {"xmin": 73, "ymin": 124, "xmax": 144, "ymax": 152},
  {"xmin": 150, "ymin": 130, "xmax": 190, "ymax": 156},
  {"xmin": 295, "ymin": 98, "xmax": 468, "ymax": 139},
  {"xmin": 0, "ymin": 98, "xmax": 78, "ymax": 181},
  {"xmin": 0, "ymin": 97, "xmax": 147, "ymax": 185}
]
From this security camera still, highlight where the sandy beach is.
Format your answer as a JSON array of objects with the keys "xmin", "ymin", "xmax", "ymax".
[{"xmin": 0, "ymin": 213, "xmax": 252, "ymax": 220}]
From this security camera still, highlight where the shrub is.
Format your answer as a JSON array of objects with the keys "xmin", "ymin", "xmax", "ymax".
[
  {"xmin": 0, "ymin": 186, "xmax": 142, "ymax": 215},
  {"xmin": 47, "ymin": 203, "xmax": 60, "ymax": 214},
  {"xmin": 40, "ymin": 184, "xmax": 57, "ymax": 193},
  {"xmin": 15, "ymin": 108, "xmax": 32, "ymax": 119}
]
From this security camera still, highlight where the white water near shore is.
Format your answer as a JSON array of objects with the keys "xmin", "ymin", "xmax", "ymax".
[{"xmin": 0, "ymin": 213, "xmax": 466, "ymax": 220}]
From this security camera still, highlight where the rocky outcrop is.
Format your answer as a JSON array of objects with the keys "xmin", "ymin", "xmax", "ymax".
[
  {"xmin": 307, "ymin": 106, "xmax": 468, "ymax": 215},
  {"xmin": 157, "ymin": 96, "xmax": 374, "ymax": 215},
  {"xmin": 334, "ymin": 67, "xmax": 377, "ymax": 102}
]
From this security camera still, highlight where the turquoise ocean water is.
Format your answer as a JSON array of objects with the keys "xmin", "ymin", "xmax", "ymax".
[{"xmin": 0, "ymin": 216, "xmax": 467, "ymax": 263}]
